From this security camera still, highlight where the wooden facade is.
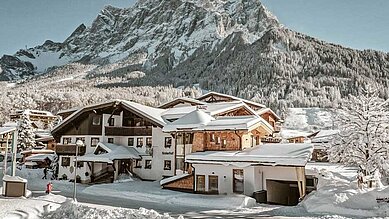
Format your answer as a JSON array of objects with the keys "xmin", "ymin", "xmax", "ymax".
[{"xmin": 162, "ymin": 174, "xmax": 194, "ymax": 191}]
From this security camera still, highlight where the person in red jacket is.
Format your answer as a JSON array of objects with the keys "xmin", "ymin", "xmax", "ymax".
[{"xmin": 46, "ymin": 182, "xmax": 53, "ymax": 194}]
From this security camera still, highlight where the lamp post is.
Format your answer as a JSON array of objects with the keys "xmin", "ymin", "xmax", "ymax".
[{"xmin": 73, "ymin": 140, "xmax": 84, "ymax": 202}]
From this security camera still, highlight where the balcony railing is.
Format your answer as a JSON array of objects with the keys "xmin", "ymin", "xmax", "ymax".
[
  {"xmin": 105, "ymin": 126, "xmax": 152, "ymax": 136},
  {"xmin": 261, "ymin": 137, "xmax": 282, "ymax": 143},
  {"xmin": 56, "ymin": 144, "xmax": 86, "ymax": 156}
]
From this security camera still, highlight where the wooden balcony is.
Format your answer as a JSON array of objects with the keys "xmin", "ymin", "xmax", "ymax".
[
  {"xmin": 261, "ymin": 137, "xmax": 282, "ymax": 143},
  {"xmin": 56, "ymin": 144, "xmax": 86, "ymax": 156},
  {"xmin": 105, "ymin": 126, "xmax": 152, "ymax": 136}
]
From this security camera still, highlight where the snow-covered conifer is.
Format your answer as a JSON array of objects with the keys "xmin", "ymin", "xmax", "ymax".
[{"xmin": 17, "ymin": 112, "xmax": 36, "ymax": 150}]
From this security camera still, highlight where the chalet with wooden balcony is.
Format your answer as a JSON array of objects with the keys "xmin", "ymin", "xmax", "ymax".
[
  {"xmin": 52, "ymin": 100, "xmax": 173, "ymax": 183},
  {"xmin": 52, "ymin": 91, "xmax": 315, "ymax": 205}
]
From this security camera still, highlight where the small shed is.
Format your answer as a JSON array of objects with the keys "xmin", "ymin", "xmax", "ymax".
[{"xmin": 2, "ymin": 175, "xmax": 28, "ymax": 197}]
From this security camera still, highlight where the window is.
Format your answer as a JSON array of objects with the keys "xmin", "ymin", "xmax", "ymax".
[
  {"xmin": 77, "ymin": 161, "xmax": 84, "ymax": 168},
  {"xmin": 216, "ymin": 136, "xmax": 221, "ymax": 144},
  {"xmin": 76, "ymin": 137, "xmax": 85, "ymax": 144},
  {"xmin": 221, "ymin": 139, "xmax": 227, "ymax": 148},
  {"xmin": 184, "ymin": 133, "xmax": 193, "ymax": 144},
  {"xmin": 135, "ymin": 160, "xmax": 142, "ymax": 168},
  {"xmin": 128, "ymin": 138, "xmax": 134, "ymax": 146},
  {"xmin": 233, "ymin": 169, "xmax": 244, "ymax": 194},
  {"xmin": 208, "ymin": 176, "xmax": 219, "ymax": 193},
  {"xmin": 62, "ymin": 157, "xmax": 70, "ymax": 167},
  {"xmin": 210, "ymin": 133, "xmax": 215, "ymax": 142},
  {"xmin": 108, "ymin": 138, "xmax": 114, "ymax": 143},
  {"xmin": 164, "ymin": 137, "xmax": 172, "ymax": 148},
  {"xmin": 92, "ymin": 115, "xmax": 101, "ymax": 125},
  {"xmin": 146, "ymin": 137, "xmax": 152, "ymax": 147},
  {"xmin": 196, "ymin": 175, "xmax": 205, "ymax": 192},
  {"xmin": 164, "ymin": 160, "xmax": 171, "ymax": 170},
  {"xmin": 91, "ymin": 138, "xmax": 99, "ymax": 147},
  {"xmin": 137, "ymin": 138, "xmax": 143, "ymax": 147},
  {"xmin": 108, "ymin": 118, "xmax": 115, "ymax": 126},
  {"xmin": 145, "ymin": 160, "xmax": 152, "ymax": 169},
  {"xmin": 63, "ymin": 138, "xmax": 71, "ymax": 144}
]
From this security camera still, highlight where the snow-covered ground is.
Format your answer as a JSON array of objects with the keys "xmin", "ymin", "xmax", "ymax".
[
  {"xmin": 82, "ymin": 180, "xmax": 256, "ymax": 210},
  {"xmin": 0, "ymin": 194, "xmax": 178, "ymax": 219},
  {"xmin": 2, "ymin": 164, "xmax": 388, "ymax": 218},
  {"xmin": 302, "ymin": 168, "xmax": 389, "ymax": 218},
  {"xmin": 282, "ymin": 108, "xmax": 336, "ymax": 136}
]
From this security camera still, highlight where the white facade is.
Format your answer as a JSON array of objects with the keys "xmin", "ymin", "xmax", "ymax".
[
  {"xmin": 57, "ymin": 113, "xmax": 175, "ymax": 182},
  {"xmin": 192, "ymin": 163, "xmax": 301, "ymax": 196}
]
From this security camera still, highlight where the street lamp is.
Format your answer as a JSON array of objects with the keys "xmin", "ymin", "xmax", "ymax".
[{"xmin": 73, "ymin": 139, "xmax": 84, "ymax": 202}]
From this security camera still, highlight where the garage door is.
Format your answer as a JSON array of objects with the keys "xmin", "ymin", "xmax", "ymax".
[{"xmin": 266, "ymin": 180, "xmax": 299, "ymax": 205}]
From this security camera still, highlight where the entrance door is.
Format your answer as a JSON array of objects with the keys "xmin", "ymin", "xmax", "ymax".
[
  {"xmin": 208, "ymin": 175, "xmax": 218, "ymax": 194},
  {"xmin": 233, "ymin": 169, "xmax": 244, "ymax": 194},
  {"xmin": 196, "ymin": 175, "xmax": 205, "ymax": 192}
]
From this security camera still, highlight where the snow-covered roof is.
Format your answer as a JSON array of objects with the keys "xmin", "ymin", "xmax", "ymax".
[
  {"xmin": 193, "ymin": 116, "xmax": 272, "ymax": 132},
  {"xmin": 25, "ymin": 154, "xmax": 55, "ymax": 162},
  {"xmin": 161, "ymin": 101, "xmax": 257, "ymax": 121},
  {"xmin": 163, "ymin": 109, "xmax": 214, "ymax": 132},
  {"xmin": 197, "ymin": 91, "xmax": 266, "ymax": 108},
  {"xmin": 280, "ymin": 129, "xmax": 312, "ymax": 139},
  {"xmin": 158, "ymin": 97, "xmax": 207, "ymax": 109},
  {"xmin": 78, "ymin": 142, "xmax": 142, "ymax": 163},
  {"xmin": 160, "ymin": 173, "xmax": 190, "ymax": 186},
  {"xmin": 3, "ymin": 175, "xmax": 27, "ymax": 183},
  {"xmin": 163, "ymin": 112, "xmax": 273, "ymax": 133},
  {"xmin": 21, "ymin": 149, "xmax": 55, "ymax": 155},
  {"xmin": 57, "ymin": 107, "xmax": 80, "ymax": 115},
  {"xmin": 310, "ymin": 130, "xmax": 339, "ymax": 143},
  {"xmin": 2, "ymin": 122, "xmax": 17, "ymax": 127},
  {"xmin": 256, "ymin": 108, "xmax": 281, "ymax": 121},
  {"xmin": 0, "ymin": 127, "xmax": 16, "ymax": 135},
  {"xmin": 121, "ymin": 100, "xmax": 166, "ymax": 126},
  {"xmin": 12, "ymin": 109, "xmax": 55, "ymax": 117},
  {"xmin": 186, "ymin": 143, "xmax": 314, "ymax": 167},
  {"xmin": 52, "ymin": 100, "xmax": 166, "ymax": 134}
]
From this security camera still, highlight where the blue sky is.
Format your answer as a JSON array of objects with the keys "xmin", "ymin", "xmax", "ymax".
[{"xmin": 1, "ymin": 0, "xmax": 388, "ymax": 55}]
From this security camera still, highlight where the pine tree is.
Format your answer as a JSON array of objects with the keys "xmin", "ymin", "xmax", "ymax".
[
  {"xmin": 328, "ymin": 84, "xmax": 389, "ymax": 177},
  {"xmin": 17, "ymin": 112, "xmax": 36, "ymax": 150}
]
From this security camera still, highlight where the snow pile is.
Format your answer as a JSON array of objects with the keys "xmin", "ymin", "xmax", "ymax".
[
  {"xmin": 83, "ymin": 181, "xmax": 256, "ymax": 209},
  {"xmin": 301, "ymin": 170, "xmax": 389, "ymax": 217},
  {"xmin": 0, "ymin": 194, "xmax": 66, "ymax": 219},
  {"xmin": 42, "ymin": 200, "xmax": 179, "ymax": 219}
]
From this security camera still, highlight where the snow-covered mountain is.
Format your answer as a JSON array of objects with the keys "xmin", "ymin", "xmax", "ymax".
[
  {"xmin": 0, "ymin": 0, "xmax": 278, "ymax": 80},
  {"xmin": 1, "ymin": 0, "xmax": 389, "ymax": 111}
]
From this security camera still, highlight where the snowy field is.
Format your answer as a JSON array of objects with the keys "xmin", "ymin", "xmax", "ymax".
[
  {"xmin": 1, "ymin": 164, "xmax": 388, "ymax": 218},
  {"xmin": 282, "ymin": 108, "xmax": 336, "ymax": 135}
]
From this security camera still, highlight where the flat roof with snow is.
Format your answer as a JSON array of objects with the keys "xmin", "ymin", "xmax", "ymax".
[{"xmin": 186, "ymin": 143, "xmax": 314, "ymax": 167}]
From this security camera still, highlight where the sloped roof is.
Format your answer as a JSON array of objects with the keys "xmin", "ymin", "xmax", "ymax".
[
  {"xmin": 158, "ymin": 97, "xmax": 207, "ymax": 109},
  {"xmin": 256, "ymin": 108, "xmax": 281, "ymax": 121},
  {"xmin": 161, "ymin": 101, "xmax": 257, "ymax": 121},
  {"xmin": 186, "ymin": 143, "xmax": 314, "ymax": 167},
  {"xmin": 193, "ymin": 115, "xmax": 270, "ymax": 131},
  {"xmin": 197, "ymin": 91, "xmax": 266, "ymax": 108},
  {"xmin": 163, "ymin": 109, "xmax": 214, "ymax": 132},
  {"xmin": 52, "ymin": 100, "xmax": 166, "ymax": 135}
]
